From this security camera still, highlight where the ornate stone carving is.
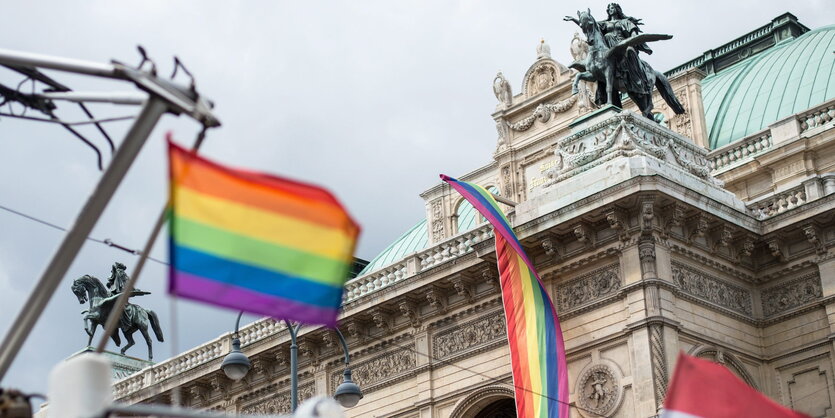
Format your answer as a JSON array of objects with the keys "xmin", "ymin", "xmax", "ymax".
[
  {"xmin": 450, "ymin": 275, "xmax": 474, "ymax": 302},
  {"xmin": 343, "ymin": 318, "xmax": 365, "ymax": 341},
  {"xmin": 250, "ymin": 357, "xmax": 271, "ymax": 376},
  {"xmin": 208, "ymin": 375, "xmax": 226, "ymax": 395},
  {"xmin": 761, "ymin": 273, "xmax": 822, "ymax": 317},
  {"xmin": 541, "ymin": 237, "xmax": 558, "ymax": 259},
  {"xmin": 425, "ymin": 287, "xmax": 447, "ymax": 313},
  {"xmin": 507, "ymin": 96, "xmax": 577, "ymax": 131},
  {"xmin": 639, "ymin": 242, "xmax": 657, "ymax": 279},
  {"xmin": 501, "ymin": 165, "xmax": 513, "ymax": 198},
  {"xmin": 803, "ymin": 224, "xmax": 825, "ymax": 254},
  {"xmin": 670, "ymin": 89, "xmax": 692, "ymax": 138},
  {"xmin": 527, "ymin": 62, "xmax": 558, "ymax": 96},
  {"xmin": 739, "ymin": 236, "xmax": 756, "ymax": 259},
  {"xmin": 482, "ymin": 267, "xmax": 500, "ymax": 293},
  {"xmin": 605, "ymin": 210, "xmax": 628, "ymax": 241},
  {"xmin": 543, "ymin": 115, "xmax": 721, "ymax": 188},
  {"xmin": 574, "ymin": 223, "xmax": 590, "ymax": 244},
  {"xmin": 187, "ymin": 384, "xmax": 209, "ymax": 406},
  {"xmin": 399, "ymin": 299, "xmax": 421, "ymax": 328},
  {"xmin": 672, "ymin": 263, "xmax": 752, "ymax": 315},
  {"xmin": 663, "ymin": 202, "xmax": 686, "ymax": 237},
  {"xmin": 298, "ymin": 340, "xmax": 317, "ymax": 365},
  {"xmin": 274, "ymin": 351, "xmax": 288, "ymax": 368},
  {"xmin": 556, "ymin": 264, "xmax": 620, "ymax": 312},
  {"xmin": 330, "ymin": 348, "xmax": 416, "ymax": 394},
  {"xmin": 369, "ymin": 307, "xmax": 390, "ymax": 330},
  {"xmin": 240, "ymin": 382, "xmax": 314, "ymax": 415},
  {"xmin": 431, "ymin": 199, "xmax": 445, "ymax": 243},
  {"xmin": 433, "ymin": 311, "xmax": 506, "ymax": 359},
  {"xmin": 712, "ymin": 225, "xmax": 734, "ymax": 252},
  {"xmin": 577, "ymin": 364, "xmax": 620, "ymax": 416},
  {"xmin": 650, "ymin": 324, "xmax": 668, "ymax": 408},
  {"xmin": 495, "ymin": 120, "xmax": 510, "ymax": 153},
  {"xmin": 688, "ymin": 213, "xmax": 709, "ymax": 243},
  {"xmin": 640, "ymin": 199, "xmax": 654, "ymax": 233},
  {"xmin": 493, "ymin": 72, "xmax": 513, "ymax": 109},
  {"xmin": 767, "ymin": 238, "xmax": 786, "ymax": 262}
]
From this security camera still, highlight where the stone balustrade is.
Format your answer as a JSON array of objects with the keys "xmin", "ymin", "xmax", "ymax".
[
  {"xmin": 799, "ymin": 102, "xmax": 835, "ymax": 133},
  {"xmin": 417, "ymin": 225, "xmax": 493, "ymax": 271},
  {"xmin": 343, "ymin": 262, "xmax": 408, "ymax": 302},
  {"xmin": 114, "ymin": 339, "xmax": 228, "ymax": 399},
  {"xmin": 709, "ymin": 132, "xmax": 772, "ymax": 172},
  {"xmin": 747, "ymin": 185, "xmax": 807, "ymax": 219}
]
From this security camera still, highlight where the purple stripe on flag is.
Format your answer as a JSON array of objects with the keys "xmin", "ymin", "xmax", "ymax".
[{"xmin": 170, "ymin": 270, "xmax": 339, "ymax": 327}]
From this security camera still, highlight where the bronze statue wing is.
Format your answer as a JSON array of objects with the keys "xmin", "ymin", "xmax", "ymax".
[
  {"xmin": 569, "ymin": 61, "xmax": 587, "ymax": 73},
  {"xmin": 98, "ymin": 290, "xmax": 151, "ymax": 307},
  {"xmin": 606, "ymin": 33, "xmax": 673, "ymax": 59}
]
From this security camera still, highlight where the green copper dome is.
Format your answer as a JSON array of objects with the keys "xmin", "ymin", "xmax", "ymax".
[
  {"xmin": 702, "ymin": 25, "xmax": 835, "ymax": 149},
  {"xmin": 358, "ymin": 188, "xmax": 496, "ymax": 276}
]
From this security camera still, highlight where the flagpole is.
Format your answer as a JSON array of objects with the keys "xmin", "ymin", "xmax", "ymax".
[
  {"xmin": 0, "ymin": 97, "xmax": 168, "ymax": 382},
  {"xmin": 95, "ymin": 129, "xmax": 208, "ymax": 354}
]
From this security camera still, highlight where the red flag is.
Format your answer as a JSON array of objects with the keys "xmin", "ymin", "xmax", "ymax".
[{"xmin": 662, "ymin": 353, "xmax": 810, "ymax": 418}]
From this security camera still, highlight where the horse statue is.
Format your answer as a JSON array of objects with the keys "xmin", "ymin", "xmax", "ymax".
[
  {"xmin": 565, "ymin": 8, "xmax": 685, "ymax": 120},
  {"xmin": 71, "ymin": 274, "xmax": 164, "ymax": 360}
]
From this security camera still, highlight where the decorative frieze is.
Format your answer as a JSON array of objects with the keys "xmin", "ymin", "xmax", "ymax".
[
  {"xmin": 761, "ymin": 273, "xmax": 822, "ymax": 317},
  {"xmin": 556, "ymin": 264, "xmax": 620, "ymax": 313},
  {"xmin": 433, "ymin": 311, "xmax": 506, "ymax": 360},
  {"xmin": 329, "ymin": 347, "xmax": 417, "ymax": 394},
  {"xmin": 507, "ymin": 96, "xmax": 577, "ymax": 131},
  {"xmin": 672, "ymin": 262, "xmax": 752, "ymax": 315},
  {"xmin": 240, "ymin": 382, "xmax": 314, "ymax": 415}
]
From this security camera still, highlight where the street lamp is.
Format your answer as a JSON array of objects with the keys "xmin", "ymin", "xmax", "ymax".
[
  {"xmin": 221, "ymin": 311, "xmax": 250, "ymax": 381},
  {"xmin": 220, "ymin": 315, "xmax": 362, "ymax": 411},
  {"xmin": 332, "ymin": 328, "xmax": 363, "ymax": 408}
]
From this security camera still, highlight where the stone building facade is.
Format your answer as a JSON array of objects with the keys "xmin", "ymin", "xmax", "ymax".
[{"xmin": 113, "ymin": 13, "xmax": 835, "ymax": 417}]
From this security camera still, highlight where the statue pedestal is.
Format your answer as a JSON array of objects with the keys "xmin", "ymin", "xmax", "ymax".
[
  {"xmin": 68, "ymin": 348, "xmax": 154, "ymax": 380},
  {"xmin": 569, "ymin": 104, "xmax": 622, "ymax": 133}
]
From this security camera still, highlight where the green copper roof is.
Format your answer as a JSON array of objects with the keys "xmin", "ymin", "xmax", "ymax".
[
  {"xmin": 703, "ymin": 25, "xmax": 835, "ymax": 149},
  {"xmin": 358, "ymin": 187, "xmax": 497, "ymax": 276}
]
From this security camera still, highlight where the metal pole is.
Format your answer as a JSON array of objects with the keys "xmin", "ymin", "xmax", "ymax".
[
  {"xmin": 0, "ymin": 97, "xmax": 169, "ymax": 382},
  {"xmin": 95, "ymin": 129, "xmax": 208, "ymax": 354},
  {"xmin": 334, "ymin": 329, "xmax": 350, "ymax": 366},
  {"xmin": 0, "ymin": 48, "xmax": 117, "ymax": 78},
  {"xmin": 284, "ymin": 320, "xmax": 302, "ymax": 412}
]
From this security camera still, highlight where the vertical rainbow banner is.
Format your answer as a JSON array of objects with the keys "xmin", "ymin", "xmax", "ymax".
[
  {"xmin": 168, "ymin": 139, "xmax": 360, "ymax": 327},
  {"xmin": 441, "ymin": 174, "xmax": 569, "ymax": 418}
]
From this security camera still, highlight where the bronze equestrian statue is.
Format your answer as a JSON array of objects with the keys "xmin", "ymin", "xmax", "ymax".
[
  {"xmin": 565, "ymin": 4, "xmax": 685, "ymax": 120},
  {"xmin": 71, "ymin": 263, "xmax": 163, "ymax": 360}
]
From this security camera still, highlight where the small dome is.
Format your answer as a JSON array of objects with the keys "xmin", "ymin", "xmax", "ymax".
[{"xmin": 702, "ymin": 25, "xmax": 835, "ymax": 149}]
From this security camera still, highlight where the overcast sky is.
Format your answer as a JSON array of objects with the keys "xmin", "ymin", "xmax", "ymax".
[{"xmin": 0, "ymin": 0, "xmax": 832, "ymax": 398}]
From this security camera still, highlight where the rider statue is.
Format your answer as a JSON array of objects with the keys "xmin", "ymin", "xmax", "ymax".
[
  {"xmin": 107, "ymin": 261, "xmax": 143, "ymax": 295},
  {"xmin": 564, "ymin": 3, "xmax": 686, "ymax": 120},
  {"xmin": 565, "ymin": 3, "xmax": 652, "ymax": 103},
  {"xmin": 599, "ymin": 3, "xmax": 652, "ymax": 94}
]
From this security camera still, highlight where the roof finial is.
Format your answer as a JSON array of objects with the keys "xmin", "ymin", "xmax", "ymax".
[{"xmin": 537, "ymin": 38, "xmax": 551, "ymax": 59}]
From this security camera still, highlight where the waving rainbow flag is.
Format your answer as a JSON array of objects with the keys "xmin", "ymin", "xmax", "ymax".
[
  {"xmin": 168, "ymin": 139, "xmax": 360, "ymax": 327},
  {"xmin": 441, "ymin": 174, "xmax": 569, "ymax": 418}
]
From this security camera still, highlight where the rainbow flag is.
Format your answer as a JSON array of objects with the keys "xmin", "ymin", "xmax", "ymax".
[
  {"xmin": 441, "ymin": 174, "xmax": 569, "ymax": 418},
  {"xmin": 168, "ymin": 139, "xmax": 360, "ymax": 327}
]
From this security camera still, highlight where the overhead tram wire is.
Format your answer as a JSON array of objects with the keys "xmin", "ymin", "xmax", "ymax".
[{"xmin": 0, "ymin": 203, "xmax": 168, "ymax": 266}]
